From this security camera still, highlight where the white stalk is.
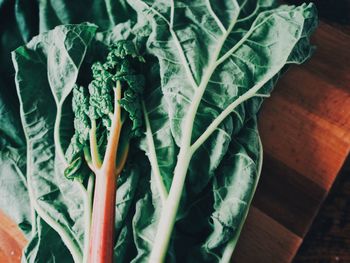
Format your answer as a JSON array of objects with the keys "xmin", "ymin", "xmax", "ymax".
[
  {"xmin": 89, "ymin": 119, "xmax": 102, "ymax": 168},
  {"xmin": 54, "ymin": 103, "xmax": 68, "ymax": 167},
  {"xmin": 148, "ymin": 148, "xmax": 193, "ymax": 262},
  {"xmin": 148, "ymin": 3, "xmax": 241, "ymax": 262},
  {"xmin": 190, "ymin": 67, "xmax": 281, "ymax": 154},
  {"xmin": 142, "ymin": 101, "xmax": 168, "ymax": 204},
  {"xmin": 82, "ymin": 175, "xmax": 94, "ymax": 263}
]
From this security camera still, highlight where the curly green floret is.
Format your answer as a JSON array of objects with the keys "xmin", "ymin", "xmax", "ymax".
[
  {"xmin": 72, "ymin": 85, "xmax": 90, "ymax": 143},
  {"xmin": 64, "ymin": 40, "xmax": 145, "ymax": 181}
]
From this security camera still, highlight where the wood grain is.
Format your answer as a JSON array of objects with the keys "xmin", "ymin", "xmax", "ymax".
[
  {"xmin": 294, "ymin": 156, "xmax": 350, "ymax": 262},
  {"xmin": 232, "ymin": 21, "xmax": 350, "ymax": 262},
  {"xmin": 0, "ymin": 210, "xmax": 26, "ymax": 263},
  {"xmin": 234, "ymin": 207, "xmax": 302, "ymax": 263}
]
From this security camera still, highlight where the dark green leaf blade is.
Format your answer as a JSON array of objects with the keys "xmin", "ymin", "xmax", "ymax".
[
  {"xmin": 12, "ymin": 23, "xmax": 97, "ymax": 261},
  {"xmin": 129, "ymin": 1, "xmax": 318, "ymax": 261}
]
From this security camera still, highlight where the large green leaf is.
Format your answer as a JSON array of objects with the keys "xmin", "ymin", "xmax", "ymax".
[
  {"xmin": 0, "ymin": 1, "xmax": 136, "ymax": 241},
  {"xmin": 11, "ymin": 20, "xmax": 147, "ymax": 262},
  {"xmin": 132, "ymin": 2, "xmax": 318, "ymax": 214},
  {"xmin": 130, "ymin": 0, "xmax": 317, "ymax": 261},
  {"xmin": 22, "ymin": 217, "xmax": 72, "ymax": 263},
  {"xmin": 140, "ymin": 59, "xmax": 178, "ymax": 194},
  {"xmin": 172, "ymin": 118, "xmax": 262, "ymax": 262},
  {"xmin": 12, "ymin": 23, "xmax": 97, "ymax": 262}
]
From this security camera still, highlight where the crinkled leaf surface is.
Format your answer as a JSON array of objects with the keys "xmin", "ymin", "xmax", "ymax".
[
  {"xmin": 173, "ymin": 118, "xmax": 262, "ymax": 262},
  {"xmin": 11, "ymin": 20, "xmax": 146, "ymax": 262},
  {"xmin": 12, "ymin": 23, "xmax": 97, "ymax": 261},
  {"xmin": 130, "ymin": 0, "xmax": 317, "ymax": 261},
  {"xmin": 0, "ymin": 0, "xmax": 136, "ymax": 243},
  {"xmin": 140, "ymin": 60, "xmax": 178, "ymax": 192},
  {"xmin": 22, "ymin": 216, "xmax": 72, "ymax": 263},
  {"xmin": 2, "ymin": 0, "xmax": 318, "ymax": 262}
]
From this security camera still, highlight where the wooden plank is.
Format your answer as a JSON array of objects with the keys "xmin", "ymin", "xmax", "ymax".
[
  {"xmin": 253, "ymin": 154, "xmax": 326, "ymax": 237},
  {"xmin": 258, "ymin": 23, "xmax": 350, "ymax": 191},
  {"xmin": 308, "ymin": 22, "xmax": 350, "ymax": 89},
  {"xmin": 0, "ymin": 211, "xmax": 26, "ymax": 263},
  {"xmin": 233, "ymin": 207, "xmax": 302, "ymax": 263},
  {"xmin": 260, "ymin": 85, "xmax": 349, "ymax": 188}
]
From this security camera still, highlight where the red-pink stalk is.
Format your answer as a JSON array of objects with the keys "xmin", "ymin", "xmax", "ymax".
[{"xmin": 88, "ymin": 82, "xmax": 124, "ymax": 263}]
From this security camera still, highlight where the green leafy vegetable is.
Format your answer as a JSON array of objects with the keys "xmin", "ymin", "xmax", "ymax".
[
  {"xmin": 131, "ymin": 0, "xmax": 317, "ymax": 261},
  {"xmin": 64, "ymin": 41, "xmax": 145, "ymax": 181},
  {"xmin": 12, "ymin": 23, "xmax": 98, "ymax": 262},
  {"xmin": 2, "ymin": 0, "xmax": 318, "ymax": 262},
  {"xmin": 64, "ymin": 40, "xmax": 145, "ymax": 263}
]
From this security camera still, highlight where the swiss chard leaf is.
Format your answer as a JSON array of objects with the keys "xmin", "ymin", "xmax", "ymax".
[
  {"xmin": 22, "ymin": 217, "xmax": 72, "ymax": 263},
  {"xmin": 172, "ymin": 117, "xmax": 262, "ymax": 262},
  {"xmin": 12, "ymin": 23, "xmax": 97, "ymax": 262},
  {"xmin": 134, "ymin": 0, "xmax": 316, "ymax": 154},
  {"xmin": 130, "ymin": 0, "xmax": 317, "ymax": 261},
  {"xmin": 11, "ymin": 21, "xmax": 148, "ymax": 263},
  {"xmin": 140, "ymin": 59, "xmax": 178, "ymax": 194}
]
